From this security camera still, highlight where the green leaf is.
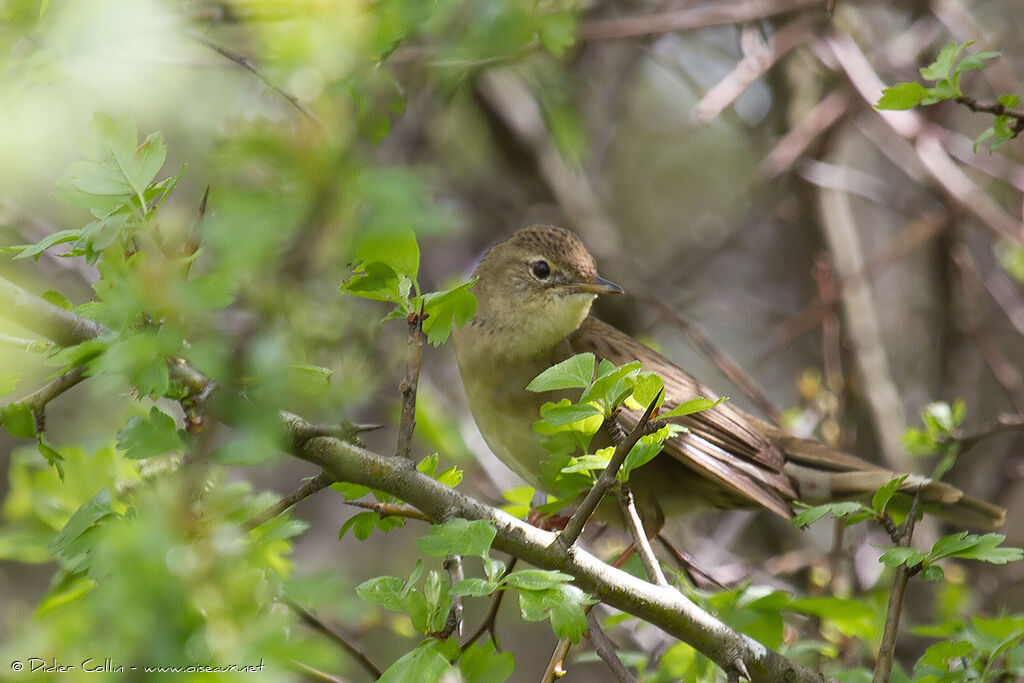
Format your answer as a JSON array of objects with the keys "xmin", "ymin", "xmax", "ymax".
[
  {"xmin": 331, "ymin": 482, "xmax": 371, "ymax": 500},
  {"xmin": 339, "ymin": 511, "xmax": 377, "ymax": 540},
  {"xmin": 435, "ymin": 466, "xmax": 463, "ymax": 488},
  {"xmin": 560, "ymin": 451, "xmax": 611, "ymax": 474},
  {"xmin": 355, "ymin": 574, "xmax": 407, "ymax": 611},
  {"xmin": 920, "ymin": 42, "xmax": 972, "ymax": 82},
  {"xmin": 785, "ymin": 597, "xmax": 874, "ymax": 638},
  {"xmin": 417, "ymin": 518, "xmax": 496, "ymax": 558},
  {"xmin": 11, "ymin": 230, "xmax": 84, "ymax": 260},
  {"xmin": 580, "ymin": 360, "xmax": 641, "ymax": 406},
  {"xmin": 37, "ymin": 439, "xmax": 65, "ymax": 478},
  {"xmin": 954, "ymin": 50, "xmax": 1000, "ymax": 76},
  {"xmin": 115, "ymin": 407, "xmax": 184, "ymax": 459},
  {"xmin": 878, "ymin": 546, "xmax": 927, "ymax": 568},
  {"xmin": 920, "ymin": 565, "xmax": 945, "ymax": 581},
  {"xmin": 379, "ymin": 641, "xmax": 456, "ymax": 683},
  {"xmin": 459, "ymin": 640, "xmax": 515, "ymax": 683},
  {"xmin": 917, "ymin": 640, "xmax": 973, "ymax": 669},
  {"xmin": 622, "ymin": 425, "xmax": 674, "ymax": 478},
  {"xmin": 354, "ymin": 227, "xmax": 420, "ymax": 282},
  {"xmin": 502, "ymin": 569, "xmax": 574, "ymax": 591},
  {"xmin": 660, "ymin": 396, "xmax": 726, "ymax": 419},
  {"xmin": 630, "ymin": 372, "xmax": 665, "ymax": 410},
  {"xmin": 527, "ymin": 353, "xmax": 595, "ymax": 392},
  {"xmin": 538, "ymin": 402, "xmax": 602, "ymax": 426},
  {"xmin": 871, "ymin": 475, "xmax": 908, "ymax": 515},
  {"xmin": 0, "ymin": 372, "xmax": 18, "ymax": 397},
  {"xmin": 1, "ymin": 402, "xmax": 36, "ymax": 438},
  {"xmin": 47, "ymin": 489, "xmax": 113, "ymax": 557},
  {"xmin": 877, "ymin": 82, "xmax": 930, "ymax": 110},
  {"xmin": 791, "ymin": 501, "xmax": 863, "ymax": 528},
  {"xmin": 452, "ymin": 578, "xmax": 499, "ymax": 597},
  {"xmin": 416, "ymin": 452, "xmax": 440, "ymax": 477},
  {"xmin": 538, "ymin": 11, "xmax": 576, "ymax": 57},
  {"xmin": 421, "ymin": 278, "xmax": 477, "ymax": 346},
  {"xmin": 947, "ymin": 533, "xmax": 1023, "ymax": 564}
]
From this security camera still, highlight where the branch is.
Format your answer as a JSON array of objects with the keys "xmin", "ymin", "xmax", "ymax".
[
  {"xmin": 186, "ymin": 31, "xmax": 325, "ymax": 128},
  {"xmin": 556, "ymin": 392, "xmax": 661, "ymax": 549},
  {"xmin": 619, "ymin": 484, "xmax": 668, "ymax": 587},
  {"xmin": 284, "ymin": 595, "xmax": 384, "ymax": 679},
  {"xmin": 872, "ymin": 492, "xmax": 921, "ymax": 683},
  {"xmin": 586, "ymin": 611, "xmax": 637, "ymax": 683},
  {"xmin": 955, "ymin": 414, "xmax": 1024, "ymax": 453},
  {"xmin": 955, "ymin": 95, "xmax": 1024, "ymax": 135},
  {"xmin": 20, "ymin": 366, "xmax": 87, "ymax": 432},
  {"xmin": 343, "ymin": 500, "xmax": 432, "ymax": 523},
  {"xmin": 461, "ymin": 556, "xmax": 517, "ymax": 651},
  {"xmin": 241, "ymin": 471, "xmax": 334, "ymax": 533},
  {"xmin": 0, "ymin": 275, "xmax": 833, "ymax": 683},
  {"xmin": 396, "ymin": 306, "xmax": 424, "ymax": 461}
]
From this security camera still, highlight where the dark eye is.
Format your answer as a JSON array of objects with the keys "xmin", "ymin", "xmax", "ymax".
[{"xmin": 531, "ymin": 260, "xmax": 551, "ymax": 280}]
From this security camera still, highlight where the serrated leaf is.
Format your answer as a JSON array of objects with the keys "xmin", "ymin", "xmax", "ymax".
[
  {"xmin": 538, "ymin": 11, "xmax": 576, "ymax": 57},
  {"xmin": 435, "ymin": 465, "xmax": 463, "ymax": 488},
  {"xmin": 421, "ymin": 278, "xmax": 477, "ymax": 346},
  {"xmin": 356, "ymin": 574, "xmax": 408, "ymax": 611},
  {"xmin": 502, "ymin": 569, "xmax": 574, "ymax": 591},
  {"xmin": 459, "ymin": 640, "xmax": 515, "ymax": 683},
  {"xmin": 660, "ymin": 396, "xmax": 726, "ymax": 419},
  {"xmin": 339, "ymin": 510, "xmax": 377, "ymax": 540},
  {"xmin": 877, "ymin": 82, "xmax": 930, "ymax": 110},
  {"xmin": 630, "ymin": 372, "xmax": 664, "ymax": 410},
  {"xmin": 920, "ymin": 42, "xmax": 972, "ymax": 82},
  {"xmin": 917, "ymin": 640, "xmax": 973, "ymax": 669},
  {"xmin": 538, "ymin": 402, "xmax": 602, "ymax": 426},
  {"xmin": 878, "ymin": 546, "xmax": 927, "ymax": 568},
  {"xmin": 527, "ymin": 353, "xmax": 595, "ymax": 392},
  {"xmin": 1, "ymin": 402, "xmax": 36, "ymax": 438},
  {"xmin": 580, "ymin": 360, "xmax": 641, "ymax": 405},
  {"xmin": 417, "ymin": 518, "xmax": 496, "ymax": 558},
  {"xmin": 791, "ymin": 501, "xmax": 863, "ymax": 528},
  {"xmin": 872, "ymin": 475, "xmax": 908, "ymax": 515},
  {"xmin": 115, "ymin": 407, "xmax": 183, "ymax": 459},
  {"xmin": 378, "ymin": 641, "xmax": 456, "ymax": 683},
  {"xmin": 47, "ymin": 489, "xmax": 113, "ymax": 557},
  {"xmin": 354, "ymin": 228, "xmax": 420, "ymax": 282},
  {"xmin": 452, "ymin": 578, "xmax": 498, "ymax": 597}
]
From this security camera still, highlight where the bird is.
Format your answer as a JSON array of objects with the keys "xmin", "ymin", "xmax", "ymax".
[{"xmin": 451, "ymin": 225, "xmax": 1005, "ymax": 533}]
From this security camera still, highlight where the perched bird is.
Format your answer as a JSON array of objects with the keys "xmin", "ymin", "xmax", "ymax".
[{"xmin": 452, "ymin": 226, "xmax": 1005, "ymax": 532}]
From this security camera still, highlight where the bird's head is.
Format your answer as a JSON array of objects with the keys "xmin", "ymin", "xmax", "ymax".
[{"xmin": 468, "ymin": 226, "xmax": 622, "ymax": 356}]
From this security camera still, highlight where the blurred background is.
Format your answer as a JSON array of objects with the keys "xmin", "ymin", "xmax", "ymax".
[{"xmin": 0, "ymin": 0, "xmax": 1023, "ymax": 680}]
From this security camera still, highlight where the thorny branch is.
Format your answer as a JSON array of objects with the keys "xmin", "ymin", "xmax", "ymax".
[{"xmin": 396, "ymin": 304, "xmax": 425, "ymax": 461}]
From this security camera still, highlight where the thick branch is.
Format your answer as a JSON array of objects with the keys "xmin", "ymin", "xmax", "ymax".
[{"xmin": 586, "ymin": 611, "xmax": 637, "ymax": 683}]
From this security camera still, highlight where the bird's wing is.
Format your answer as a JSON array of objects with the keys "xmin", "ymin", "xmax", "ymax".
[{"xmin": 569, "ymin": 316, "xmax": 796, "ymax": 519}]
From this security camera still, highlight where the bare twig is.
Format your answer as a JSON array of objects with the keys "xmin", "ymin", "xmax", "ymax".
[
  {"xmin": 396, "ymin": 305, "xmax": 425, "ymax": 461},
  {"xmin": 241, "ymin": 471, "xmax": 334, "ymax": 533},
  {"xmin": 695, "ymin": 15, "xmax": 818, "ymax": 123},
  {"xmin": 344, "ymin": 500, "xmax": 432, "ymax": 523},
  {"xmin": 642, "ymin": 296, "xmax": 782, "ymax": 424},
  {"xmin": 873, "ymin": 492, "xmax": 922, "ymax": 683},
  {"xmin": 586, "ymin": 611, "xmax": 637, "ymax": 683},
  {"xmin": 541, "ymin": 639, "xmax": 575, "ymax": 683},
  {"xmin": 284, "ymin": 596, "xmax": 384, "ymax": 679},
  {"xmin": 186, "ymin": 31, "xmax": 324, "ymax": 127},
  {"xmin": 0, "ymin": 333, "xmax": 50, "ymax": 353},
  {"xmin": 954, "ymin": 95, "xmax": 1024, "ymax": 136},
  {"xmin": 441, "ymin": 555, "xmax": 465, "ymax": 639},
  {"xmin": 618, "ymin": 484, "xmax": 668, "ymax": 587},
  {"xmin": 760, "ymin": 89, "xmax": 852, "ymax": 178},
  {"xmin": 461, "ymin": 557, "xmax": 517, "ymax": 651},
  {"xmin": 955, "ymin": 414, "xmax": 1024, "ymax": 453},
  {"xmin": 578, "ymin": 0, "xmax": 823, "ymax": 41},
  {"xmin": 555, "ymin": 392, "xmax": 662, "ymax": 549}
]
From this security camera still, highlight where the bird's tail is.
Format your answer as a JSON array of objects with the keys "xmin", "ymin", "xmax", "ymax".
[{"xmin": 748, "ymin": 416, "xmax": 1006, "ymax": 531}]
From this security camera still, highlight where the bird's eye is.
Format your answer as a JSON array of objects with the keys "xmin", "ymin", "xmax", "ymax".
[{"xmin": 530, "ymin": 260, "xmax": 551, "ymax": 280}]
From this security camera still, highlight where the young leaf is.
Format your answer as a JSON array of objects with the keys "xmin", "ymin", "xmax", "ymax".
[
  {"xmin": 417, "ymin": 518, "xmax": 496, "ymax": 558},
  {"xmin": 660, "ymin": 396, "xmax": 726, "ymax": 420},
  {"xmin": 502, "ymin": 569, "xmax": 574, "ymax": 591},
  {"xmin": 355, "ymin": 574, "xmax": 407, "ymax": 611},
  {"xmin": 527, "ymin": 353, "xmax": 595, "ymax": 392},
  {"xmin": 791, "ymin": 501, "xmax": 864, "ymax": 528},
  {"xmin": 459, "ymin": 640, "xmax": 515, "ymax": 683},
  {"xmin": 421, "ymin": 278, "xmax": 477, "ymax": 346},
  {"xmin": 920, "ymin": 42, "xmax": 972, "ymax": 82},
  {"xmin": 47, "ymin": 488, "xmax": 113, "ymax": 557},
  {"xmin": 877, "ymin": 82, "xmax": 930, "ymax": 110},
  {"xmin": 115, "ymin": 407, "xmax": 184, "ymax": 460},
  {"xmin": 1, "ymin": 402, "xmax": 36, "ymax": 439},
  {"xmin": 871, "ymin": 475, "xmax": 908, "ymax": 515}
]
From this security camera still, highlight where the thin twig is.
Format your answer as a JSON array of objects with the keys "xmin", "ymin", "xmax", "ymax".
[
  {"xmin": 541, "ymin": 639, "xmax": 574, "ymax": 683},
  {"xmin": 0, "ymin": 333, "xmax": 50, "ymax": 353},
  {"xmin": 284, "ymin": 596, "xmax": 384, "ymax": 679},
  {"xmin": 760, "ymin": 89, "xmax": 852, "ymax": 178},
  {"xmin": 586, "ymin": 611, "xmax": 637, "ymax": 683},
  {"xmin": 618, "ymin": 485, "xmax": 668, "ymax": 587},
  {"xmin": 344, "ymin": 500, "xmax": 432, "ymax": 523},
  {"xmin": 241, "ymin": 471, "xmax": 334, "ymax": 533},
  {"xmin": 555, "ymin": 392, "xmax": 662, "ymax": 549},
  {"xmin": 289, "ymin": 660, "xmax": 348, "ymax": 683},
  {"xmin": 461, "ymin": 557, "xmax": 517, "ymax": 651},
  {"xmin": 954, "ymin": 95, "xmax": 1024, "ymax": 135},
  {"xmin": 872, "ymin": 491, "xmax": 922, "ymax": 683},
  {"xmin": 955, "ymin": 414, "xmax": 1024, "ymax": 453},
  {"xmin": 441, "ymin": 555, "xmax": 465, "ymax": 639},
  {"xmin": 642, "ymin": 296, "xmax": 782, "ymax": 424},
  {"xmin": 396, "ymin": 305, "xmax": 424, "ymax": 461},
  {"xmin": 186, "ymin": 31, "xmax": 324, "ymax": 127},
  {"xmin": 20, "ymin": 366, "xmax": 87, "ymax": 432},
  {"xmin": 578, "ymin": 0, "xmax": 822, "ymax": 41}
]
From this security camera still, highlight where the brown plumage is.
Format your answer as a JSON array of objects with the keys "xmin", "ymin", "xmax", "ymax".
[{"xmin": 452, "ymin": 226, "xmax": 1005, "ymax": 531}]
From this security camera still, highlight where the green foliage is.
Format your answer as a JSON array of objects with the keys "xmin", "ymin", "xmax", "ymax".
[
  {"xmin": 877, "ymin": 42, "xmax": 1019, "ymax": 152},
  {"xmin": 912, "ymin": 615, "xmax": 1024, "ymax": 680}
]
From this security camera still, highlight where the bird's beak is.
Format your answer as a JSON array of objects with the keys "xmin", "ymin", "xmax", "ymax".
[{"xmin": 573, "ymin": 275, "xmax": 624, "ymax": 295}]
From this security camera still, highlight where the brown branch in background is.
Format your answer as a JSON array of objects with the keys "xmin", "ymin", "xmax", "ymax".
[
  {"xmin": 694, "ymin": 15, "xmax": 819, "ymax": 123},
  {"xmin": 396, "ymin": 305, "xmax": 425, "ymax": 461},
  {"xmin": 186, "ymin": 31, "xmax": 325, "ymax": 128},
  {"xmin": 950, "ymin": 246, "xmax": 1024, "ymax": 414},
  {"xmin": 344, "ymin": 500, "xmax": 432, "ymax": 523},
  {"xmin": 956, "ymin": 414, "xmax": 1024, "ymax": 453},
  {"xmin": 284, "ymin": 595, "xmax": 384, "ymax": 679},
  {"xmin": 760, "ymin": 89, "xmax": 852, "ymax": 178},
  {"xmin": 763, "ymin": 211, "xmax": 947, "ymax": 360},
  {"xmin": 578, "ymin": 0, "xmax": 822, "ymax": 41},
  {"xmin": 461, "ymin": 557, "xmax": 517, "ymax": 651},
  {"xmin": 955, "ymin": 95, "xmax": 1024, "ymax": 136},
  {"xmin": 555, "ymin": 392, "xmax": 661, "ymax": 549},
  {"xmin": 643, "ymin": 295, "xmax": 782, "ymax": 424},
  {"xmin": 289, "ymin": 660, "xmax": 346, "ymax": 683},
  {"xmin": 586, "ymin": 611, "xmax": 637, "ymax": 683},
  {"xmin": 241, "ymin": 471, "xmax": 334, "ymax": 533},
  {"xmin": 618, "ymin": 485, "xmax": 669, "ymax": 587}
]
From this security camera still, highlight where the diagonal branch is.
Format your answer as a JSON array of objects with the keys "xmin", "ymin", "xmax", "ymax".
[
  {"xmin": 241, "ymin": 471, "xmax": 335, "ymax": 533},
  {"xmin": 556, "ymin": 392, "xmax": 661, "ymax": 549}
]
